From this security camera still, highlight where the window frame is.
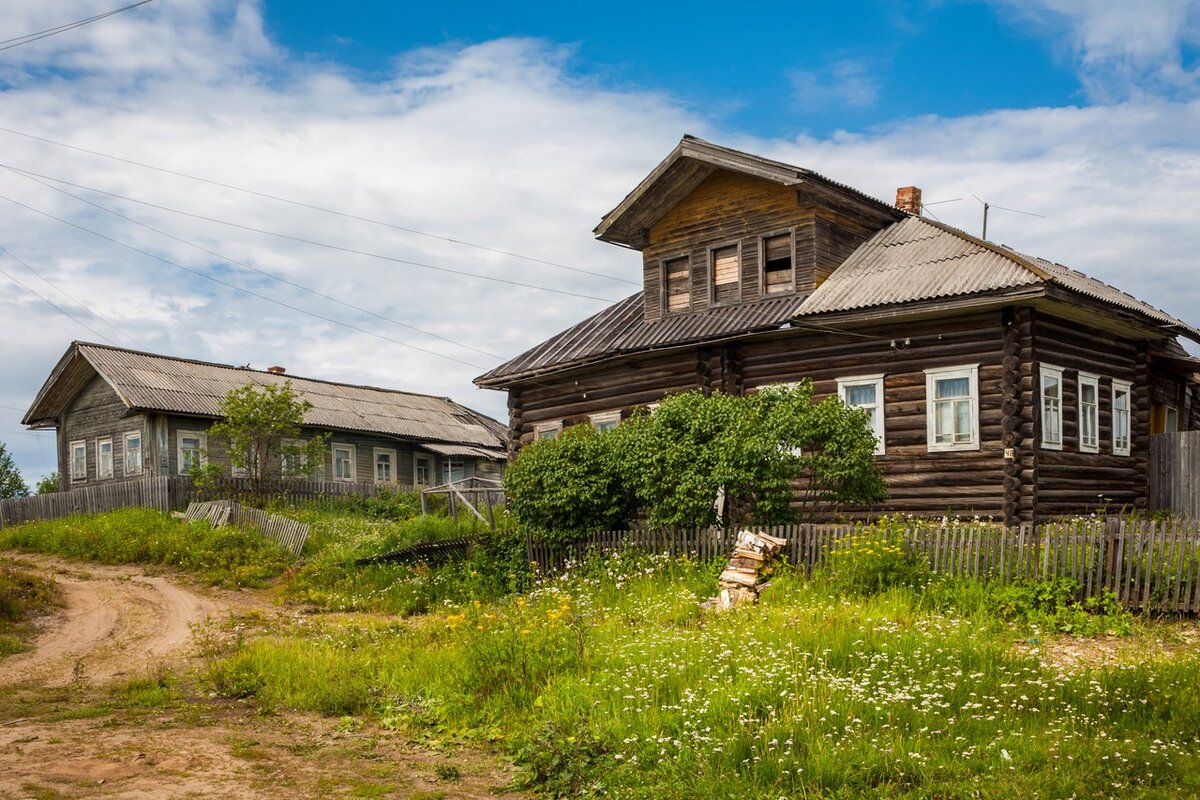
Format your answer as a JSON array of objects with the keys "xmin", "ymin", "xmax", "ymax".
[
  {"xmin": 331, "ymin": 442, "xmax": 356, "ymax": 482},
  {"xmin": 660, "ymin": 253, "xmax": 692, "ymax": 314},
  {"xmin": 123, "ymin": 431, "xmax": 142, "ymax": 476},
  {"xmin": 925, "ymin": 364, "xmax": 980, "ymax": 452},
  {"xmin": 176, "ymin": 430, "xmax": 207, "ymax": 475},
  {"xmin": 1078, "ymin": 371, "xmax": 1100, "ymax": 453},
  {"xmin": 759, "ymin": 227, "xmax": 796, "ymax": 296},
  {"xmin": 413, "ymin": 454, "xmax": 433, "ymax": 487},
  {"xmin": 707, "ymin": 240, "xmax": 742, "ymax": 307},
  {"xmin": 281, "ymin": 438, "xmax": 311, "ymax": 479},
  {"xmin": 1039, "ymin": 364, "xmax": 1065, "ymax": 451},
  {"xmin": 96, "ymin": 437, "xmax": 114, "ymax": 480},
  {"xmin": 532, "ymin": 421, "xmax": 562, "ymax": 441},
  {"xmin": 442, "ymin": 459, "xmax": 466, "ymax": 485},
  {"xmin": 1165, "ymin": 404, "xmax": 1179, "ymax": 434},
  {"xmin": 836, "ymin": 374, "xmax": 886, "ymax": 456},
  {"xmin": 373, "ymin": 447, "xmax": 397, "ymax": 484},
  {"xmin": 1112, "ymin": 379, "xmax": 1132, "ymax": 456},
  {"xmin": 589, "ymin": 410, "xmax": 621, "ymax": 432},
  {"xmin": 69, "ymin": 439, "xmax": 87, "ymax": 483}
]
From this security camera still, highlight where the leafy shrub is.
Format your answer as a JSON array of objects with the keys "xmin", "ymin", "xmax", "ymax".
[
  {"xmin": 820, "ymin": 523, "xmax": 930, "ymax": 595},
  {"xmin": 512, "ymin": 719, "xmax": 613, "ymax": 798},
  {"xmin": 989, "ymin": 577, "xmax": 1134, "ymax": 636}
]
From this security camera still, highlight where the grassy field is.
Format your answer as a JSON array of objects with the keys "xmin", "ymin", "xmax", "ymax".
[
  {"xmin": 0, "ymin": 559, "xmax": 61, "ymax": 658},
  {"xmin": 4, "ymin": 506, "xmax": 1199, "ymax": 797}
]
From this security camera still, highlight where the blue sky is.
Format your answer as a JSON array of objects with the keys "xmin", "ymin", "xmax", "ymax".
[{"xmin": 1, "ymin": 0, "xmax": 1200, "ymax": 487}]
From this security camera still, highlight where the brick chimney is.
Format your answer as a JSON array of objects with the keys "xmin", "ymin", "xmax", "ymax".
[
  {"xmin": 267, "ymin": 366, "xmax": 286, "ymax": 375},
  {"xmin": 895, "ymin": 186, "xmax": 922, "ymax": 216}
]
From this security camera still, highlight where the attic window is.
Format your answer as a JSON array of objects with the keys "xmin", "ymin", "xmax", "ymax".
[
  {"xmin": 710, "ymin": 244, "xmax": 740, "ymax": 305},
  {"xmin": 663, "ymin": 256, "xmax": 690, "ymax": 312},
  {"xmin": 762, "ymin": 232, "xmax": 794, "ymax": 294}
]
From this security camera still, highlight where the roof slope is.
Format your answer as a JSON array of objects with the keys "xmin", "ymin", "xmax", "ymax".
[
  {"xmin": 798, "ymin": 216, "xmax": 1200, "ymax": 340},
  {"xmin": 26, "ymin": 342, "xmax": 504, "ymax": 449},
  {"xmin": 475, "ymin": 293, "xmax": 802, "ymax": 386}
]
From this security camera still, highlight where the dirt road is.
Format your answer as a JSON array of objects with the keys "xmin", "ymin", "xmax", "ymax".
[{"xmin": 0, "ymin": 556, "xmax": 239, "ymax": 688}]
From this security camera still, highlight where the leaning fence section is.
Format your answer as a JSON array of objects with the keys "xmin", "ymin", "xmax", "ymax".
[
  {"xmin": 526, "ymin": 519, "xmax": 1200, "ymax": 614},
  {"xmin": 184, "ymin": 500, "xmax": 309, "ymax": 559}
]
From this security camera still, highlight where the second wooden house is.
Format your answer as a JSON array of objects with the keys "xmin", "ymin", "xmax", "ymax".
[{"xmin": 475, "ymin": 136, "xmax": 1200, "ymax": 524}]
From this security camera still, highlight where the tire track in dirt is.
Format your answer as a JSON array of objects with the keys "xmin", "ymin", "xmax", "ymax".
[{"xmin": 0, "ymin": 557, "xmax": 243, "ymax": 687}]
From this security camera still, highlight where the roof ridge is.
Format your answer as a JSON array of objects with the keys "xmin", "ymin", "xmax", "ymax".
[{"xmin": 905, "ymin": 217, "xmax": 1052, "ymax": 281}]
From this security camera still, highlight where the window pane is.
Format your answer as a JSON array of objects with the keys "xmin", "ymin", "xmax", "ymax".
[
  {"xmin": 936, "ymin": 400, "xmax": 954, "ymax": 442},
  {"xmin": 954, "ymin": 399, "xmax": 972, "ymax": 440},
  {"xmin": 1081, "ymin": 383, "xmax": 1096, "ymax": 404},
  {"xmin": 846, "ymin": 384, "xmax": 876, "ymax": 406},
  {"xmin": 935, "ymin": 377, "xmax": 970, "ymax": 399}
]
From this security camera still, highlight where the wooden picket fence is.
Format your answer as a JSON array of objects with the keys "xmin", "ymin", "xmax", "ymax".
[
  {"xmin": 0, "ymin": 478, "xmax": 173, "ymax": 528},
  {"xmin": 526, "ymin": 518, "xmax": 1200, "ymax": 614},
  {"xmin": 184, "ymin": 500, "xmax": 309, "ymax": 559}
]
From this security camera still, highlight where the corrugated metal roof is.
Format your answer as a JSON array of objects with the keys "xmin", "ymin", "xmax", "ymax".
[
  {"xmin": 797, "ymin": 216, "xmax": 1041, "ymax": 315},
  {"xmin": 475, "ymin": 293, "xmax": 801, "ymax": 386},
  {"xmin": 797, "ymin": 216, "xmax": 1200, "ymax": 340},
  {"xmin": 420, "ymin": 442, "xmax": 505, "ymax": 460},
  {"xmin": 26, "ymin": 342, "xmax": 503, "ymax": 448}
]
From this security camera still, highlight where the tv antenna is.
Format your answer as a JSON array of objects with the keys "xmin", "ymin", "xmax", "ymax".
[{"xmin": 973, "ymin": 195, "xmax": 1045, "ymax": 240}]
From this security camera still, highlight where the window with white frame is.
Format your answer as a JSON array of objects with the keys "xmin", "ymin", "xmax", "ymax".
[
  {"xmin": 414, "ymin": 454, "xmax": 432, "ymax": 486},
  {"xmin": 96, "ymin": 437, "xmax": 114, "ymax": 479},
  {"xmin": 837, "ymin": 375, "xmax": 885, "ymax": 455},
  {"xmin": 70, "ymin": 440, "xmax": 87, "ymax": 482},
  {"xmin": 925, "ymin": 365, "xmax": 980, "ymax": 451},
  {"xmin": 1078, "ymin": 372, "xmax": 1100, "ymax": 453},
  {"xmin": 1112, "ymin": 380, "xmax": 1132, "ymax": 456},
  {"xmin": 177, "ymin": 431, "xmax": 206, "ymax": 475},
  {"xmin": 590, "ymin": 411, "xmax": 621, "ymax": 432},
  {"xmin": 374, "ymin": 448, "xmax": 396, "ymax": 484},
  {"xmin": 443, "ymin": 459, "xmax": 465, "ymax": 484},
  {"xmin": 1039, "ymin": 364, "xmax": 1064, "ymax": 450},
  {"xmin": 123, "ymin": 431, "xmax": 142, "ymax": 475},
  {"xmin": 282, "ymin": 439, "xmax": 310, "ymax": 478},
  {"xmin": 533, "ymin": 421, "xmax": 562, "ymax": 441},
  {"xmin": 331, "ymin": 443, "xmax": 356, "ymax": 481}
]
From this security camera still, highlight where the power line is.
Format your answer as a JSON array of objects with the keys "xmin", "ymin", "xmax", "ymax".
[
  {"xmin": 0, "ymin": 0, "xmax": 154, "ymax": 52},
  {"xmin": 0, "ymin": 193, "xmax": 493, "ymax": 371},
  {"xmin": 0, "ymin": 248, "xmax": 119, "ymax": 345},
  {"xmin": 7, "ymin": 168, "xmax": 498, "ymax": 359},
  {"xmin": 1, "ymin": 164, "xmax": 619, "ymax": 303},
  {"xmin": 0, "ymin": 125, "xmax": 638, "ymax": 286},
  {"xmin": 0, "ymin": 242, "xmax": 143, "ymax": 348}
]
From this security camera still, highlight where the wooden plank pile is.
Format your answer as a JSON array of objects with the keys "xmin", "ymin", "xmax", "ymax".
[
  {"xmin": 703, "ymin": 529, "xmax": 788, "ymax": 610},
  {"xmin": 184, "ymin": 500, "xmax": 310, "ymax": 560}
]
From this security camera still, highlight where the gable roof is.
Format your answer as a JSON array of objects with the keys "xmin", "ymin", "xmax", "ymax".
[
  {"xmin": 594, "ymin": 135, "xmax": 903, "ymax": 247},
  {"xmin": 25, "ymin": 342, "xmax": 506, "ymax": 450},
  {"xmin": 796, "ymin": 216, "xmax": 1200, "ymax": 341}
]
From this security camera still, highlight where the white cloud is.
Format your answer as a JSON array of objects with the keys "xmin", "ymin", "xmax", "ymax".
[
  {"xmin": 1, "ymin": 0, "xmax": 1199, "ymax": 490},
  {"xmin": 789, "ymin": 59, "xmax": 880, "ymax": 111}
]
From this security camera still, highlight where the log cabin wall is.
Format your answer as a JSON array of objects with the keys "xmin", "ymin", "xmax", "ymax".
[
  {"xmin": 640, "ymin": 171, "xmax": 886, "ymax": 321},
  {"xmin": 1031, "ymin": 314, "xmax": 1145, "ymax": 517}
]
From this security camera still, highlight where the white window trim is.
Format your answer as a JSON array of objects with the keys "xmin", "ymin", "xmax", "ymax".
[
  {"xmin": 413, "ymin": 454, "xmax": 433, "ymax": 486},
  {"xmin": 95, "ymin": 437, "xmax": 114, "ymax": 480},
  {"xmin": 1112, "ymin": 379, "xmax": 1132, "ymax": 456},
  {"xmin": 837, "ymin": 374, "xmax": 886, "ymax": 456},
  {"xmin": 533, "ymin": 421, "xmax": 563, "ymax": 440},
  {"xmin": 177, "ymin": 430, "xmax": 207, "ymax": 475},
  {"xmin": 589, "ymin": 410, "xmax": 622, "ymax": 432},
  {"xmin": 373, "ymin": 447, "xmax": 397, "ymax": 484},
  {"xmin": 69, "ymin": 439, "xmax": 87, "ymax": 483},
  {"xmin": 1039, "ymin": 364, "xmax": 1064, "ymax": 451},
  {"xmin": 925, "ymin": 364, "xmax": 980, "ymax": 452},
  {"xmin": 1078, "ymin": 371, "xmax": 1100, "ymax": 454},
  {"xmin": 122, "ymin": 431, "xmax": 142, "ymax": 476},
  {"xmin": 443, "ymin": 459, "xmax": 466, "ymax": 485},
  {"xmin": 331, "ymin": 442, "xmax": 356, "ymax": 482}
]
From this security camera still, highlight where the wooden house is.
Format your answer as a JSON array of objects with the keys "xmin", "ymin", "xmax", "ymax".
[
  {"xmin": 24, "ymin": 342, "xmax": 506, "ymax": 491},
  {"xmin": 475, "ymin": 136, "xmax": 1200, "ymax": 524}
]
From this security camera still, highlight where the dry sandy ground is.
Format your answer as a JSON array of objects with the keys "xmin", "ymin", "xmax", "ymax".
[{"xmin": 0, "ymin": 556, "xmax": 526, "ymax": 799}]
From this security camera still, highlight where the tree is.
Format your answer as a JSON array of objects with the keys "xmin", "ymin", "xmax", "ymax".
[
  {"xmin": 35, "ymin": 472, "xmax": 59, "ymax": 495},
  {"xmin": 0, "ymin": 442, "xmax": 29, "ymax": 499},
  {"xmin": 201, "ymin": 382, "xmax": 328, "ymax": 495}
]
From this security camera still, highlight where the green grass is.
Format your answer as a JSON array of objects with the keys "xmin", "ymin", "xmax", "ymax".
[
  {"xmin": 200, "ymin": 549, "xmax": 1200, "ymax": 799},
  {"xmin": 0, "ymin": 508, "xmax": 291, "ymax": 587},
  {"xmin": 0, "ymin": 560, "xmax": 61, "ymax": 657}
]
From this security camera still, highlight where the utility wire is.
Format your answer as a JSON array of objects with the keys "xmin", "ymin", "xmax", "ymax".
[
  {"xmin": 0, "ymin": 249, "xmax": 119, "ymax": 344},
  {"xmin": 0, "ymin": 242, "xmax": 143, "ymax": 348},
  {"xmin": 0, "ymin": 0, "xmax": 154, "ymax": 52},
  {"xmin": 6, "ymin": 168, "xmax": 499, "ymax": 359},
  {"xmin": 0, "ymin": 126, "xmax": 638, "ymax": 286},
  {"xmin": 0, "ymin": 193, "xmax": 492, "ymax": 371},
  {"xmin": 1, "ymin": 164, "xmax": 619, "ymax": 303}
]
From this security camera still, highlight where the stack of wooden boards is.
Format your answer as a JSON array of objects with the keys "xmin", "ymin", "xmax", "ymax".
[{"xmin": 703, "ymin": 529, "xmax": 788, "ymax": 610}]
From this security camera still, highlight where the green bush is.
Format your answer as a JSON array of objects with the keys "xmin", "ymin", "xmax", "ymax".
[
  {"xmin": 989, "ymin": 577, "xmax": 1133, "ymax": 636},
  {"xmin": 0, "ymin": 508, "xmax": 291, "ymax": 587}
]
